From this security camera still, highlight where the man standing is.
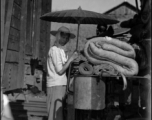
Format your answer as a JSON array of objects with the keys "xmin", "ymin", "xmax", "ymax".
[{"xmin": 47, "ymin": 26, "xmax": 78, "ymax": 120}]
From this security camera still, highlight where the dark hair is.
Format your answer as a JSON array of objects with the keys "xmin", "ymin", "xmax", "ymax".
[
  {"xmin": 106, "ymin": 26, "xmax": 114, "ymax": 37},
  {"xmin": 97, "ymin": 24, "xmax": 107, "ymax": 31}
]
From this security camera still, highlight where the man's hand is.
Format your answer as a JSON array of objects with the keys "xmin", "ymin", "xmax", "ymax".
[{"xmin": 69, "ymin": 52, "xmax": 79, "ymax": 62}]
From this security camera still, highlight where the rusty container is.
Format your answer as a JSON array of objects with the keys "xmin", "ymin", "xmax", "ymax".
[{"xmin": 74, "ymin": 76, "xmax": 105, "ymax": 110}]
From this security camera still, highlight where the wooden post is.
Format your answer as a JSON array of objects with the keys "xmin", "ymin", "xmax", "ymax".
[
  {"xmin": 1, "ymin": 0, "xmax": 6, "ymax": 82},
  {"xmin": 17, "ymin": 0, "xmax": 28, "ymax": 88},
  {"xmin": 1, "ymin": 0, "xmax": 5, "ymax": 52},
  {"xmin": 1, "ymin": 0, "xmax": 14, "ymax": 81},
  {"xmin": 32, "ymin": 0, "xmax": 36, "ymax": 58},
  {"xmin": 35, "ymin": 0, "xmax": 42, "ymax": 58}
]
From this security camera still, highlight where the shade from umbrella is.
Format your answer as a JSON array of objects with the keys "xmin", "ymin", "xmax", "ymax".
[{"xmin": 40, "ymin": 6, "xmax": 119, "ymax": 50}]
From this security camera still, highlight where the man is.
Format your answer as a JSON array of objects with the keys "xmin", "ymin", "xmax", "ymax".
[
  {"xmin": 96, "ymin": 24, "xmax": 108, "ymax": 36},
  {"xmin": 87, "ymin": 24, "xmax": 114, "ymax": 40},
  {"xmin": 120, "ymin": 0, "xmax": 151, "ymax": 117},
  {"xmin": 47, "ymin": 26, "xmax": 78, "ymax": 120}
]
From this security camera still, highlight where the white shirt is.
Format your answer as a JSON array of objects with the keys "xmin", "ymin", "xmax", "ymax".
[{"xmin": 47, "ymin": 46, "xmax": 68, "ymax": 87}]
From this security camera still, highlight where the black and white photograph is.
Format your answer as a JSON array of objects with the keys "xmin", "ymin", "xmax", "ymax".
[{"xmin": 1, "ymin": 0, "xmax": 151, "ymax": 120}]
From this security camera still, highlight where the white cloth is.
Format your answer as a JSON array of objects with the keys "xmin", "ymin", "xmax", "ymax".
[
  {"xmin": 3, "ymin": 94, "xmax": 9, "ymax": 106},
  {"xmin": 1, "ymin": 94, "xmax": 9, "ymax": 116},
  {"xmin": 47, "ymin": 46, "xmax": 68, "ymax": 87}
]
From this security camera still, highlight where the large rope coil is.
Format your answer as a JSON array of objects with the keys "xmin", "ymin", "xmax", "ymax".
[{"xmin": 83, "ymin": 37, "xmax": 139, "ymax": 90}]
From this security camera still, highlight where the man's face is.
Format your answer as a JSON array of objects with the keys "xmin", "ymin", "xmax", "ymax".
[
  {"xmin": 58, "ymin": 31, "xmax": 70, "ymax": 46},
  {"xmin": 96, "ymin": 26, "xmax": 106, "ymax": 36}
]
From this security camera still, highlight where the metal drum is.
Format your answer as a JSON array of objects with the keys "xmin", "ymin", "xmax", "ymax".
[{"xmin": 74, "ymin": 76, "xmax": 105, "ymax": 110}]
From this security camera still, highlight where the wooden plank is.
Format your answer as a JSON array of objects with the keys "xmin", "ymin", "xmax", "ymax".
[
  {"xmin": 11, "ymin": 16, "xmax": 21, "ymax": 30},
  {"xmin": 14, "ymin": 0, "xmax": 22, "ymax": 6},
  {"xmin": 24, "ymin": 75, "xmax": 35, "ymax": 85},
  {"xmin": 1, "ymin": 0, "xmax": 6, "ymax": 81},
  {"xmin": 1, "ymin": 0, "xmax": 6, "ymax": 52},
  {"xmin": 24, "ymin": 103, "xmax": 47, "ymax": 108},
  {"xmin": 2, "ymin": 63, "xmax": 11, "ymax": 90},
  {"xmin": 12, "ymin": 3, "xmax": 21, "ymax": 19},
  {"xmin": 45, "ymin": 22, "xmax": 51, "ymax": 70},
  {"xmin": 27, "ymin": 111, "xmax": 47, "ymax": 116},
  {"xmin": 38, "ymin": 41, "xmax": 44, "ymax": 59},
  {"xmin": 10, "ymin": 64, "xmax": 19, "ymax": 90},
  {"xmin": 46, "ymin": 0, "xmax": 52, "ymax": 12},
  {"xmin": 39, "ymin": 0, "xmax": 47, "ymax": 63},
  {"xmin": 24, "ymin": 55, "xmax": 32, "ymax": 64},
  {"xmin": 41, "ymin": 0, "xmax": 51, "ymax": 67},
  {"xmin": 8, "ymin": 27, "xmax": 20, "ymax": 51},
  {"xmin": 40, "ymin": 31, "xmax": 45, "ymax": 42},
  {"xmin": 35, "ymin": 0, "xmax": 42, "ymax": 58},
  {"xmin": 2, "ymin": 63, "xmax": 18, "ymax": 91},
  {"xmin": 8, "ymin": 34, "xmax": 19, "ymax": 51},
  {"xmin": 4, "ymin": 0, "xmax": 9, "ymax": 23},
  {"xmin": 17, "ymin": 0, "xmax": 27, "ymax": 89},
  {"xmin": 25, "ymin": 0, "xmax": 33, "ymax": 55},
  {"xmin": 25, "ymin": 44, "xmax": 32, "ymax": 55},
  {"xmin": 1, "ymin": 0, "xmax": 14, "ymax": 79},
  {"xmin": 24, "ymin": 106, "xmax": 47, "ymax": 112},
  {"xmin": 5, "ymin": 50, "xmax": 19, "ymax": 63},
  {"xmin": 24, "ymin": 64, "xmax": 31, "ymax": 75},
  {"xmin": 10, "ymin": 26, "xmax": 20, "ymax": 37},
  {"xmin": 32, "ymin": 0, "xmax": 37, "ymax": 58}
]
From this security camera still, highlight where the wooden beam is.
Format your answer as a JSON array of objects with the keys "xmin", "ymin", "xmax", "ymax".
[
  {"xmin": 1, "ymin": 0, "xmax": 6, "ymax": 83},
  {"xmin": 17, "ymin": 0, "xmax": 28, "ymax": 89},
  {"xmin": 1, "ymin": 0, "xmax": 14, "ymax": 80},
  {"xmin": 31, "ymin": 0, "xmax": 36, "ymax": 58},
  {"xmin": 1, "ymin": 0, "xmax": 6, "ymax": 51},
  {"xmin": 35, "ymin": 0, "xmax": 42, "ymax": 58}
]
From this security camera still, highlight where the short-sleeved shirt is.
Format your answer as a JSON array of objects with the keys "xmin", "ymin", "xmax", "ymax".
[{"xmin": 47, "ymin": 46, "xmax": 68, "ymax": 87}]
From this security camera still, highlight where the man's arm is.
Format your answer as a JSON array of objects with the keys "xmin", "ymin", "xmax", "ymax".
[
  {"xmin": 57, "ymin": 52, "xmax": 78, "ymax": 75},
  {"xmin": 50, "ymin": 48, "xmax": 78, "ymax": 75}
]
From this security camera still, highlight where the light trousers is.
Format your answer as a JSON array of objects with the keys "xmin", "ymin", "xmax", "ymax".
[{"xmin": 47, "ymin": 86, "xmax": 66, "ymax": 120}]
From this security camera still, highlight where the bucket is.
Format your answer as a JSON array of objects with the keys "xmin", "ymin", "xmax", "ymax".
[{"xmin": 74, "ymin": 76, "xmax": 105, "ymax": 110}]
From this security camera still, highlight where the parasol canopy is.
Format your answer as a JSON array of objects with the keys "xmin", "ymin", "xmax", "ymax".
[{"xmin": 40, "ymin": 6, "xmax": 119, "ymax": 50}]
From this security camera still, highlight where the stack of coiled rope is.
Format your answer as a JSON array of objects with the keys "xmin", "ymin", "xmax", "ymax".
[{"xmin": 79, "ymin": 37, "xmax": 139, "ymax": 90}]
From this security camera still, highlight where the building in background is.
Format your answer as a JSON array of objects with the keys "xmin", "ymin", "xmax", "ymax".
[{"xmin": 104, "ymin": 1, "xmax": 137, "ymax": 29}]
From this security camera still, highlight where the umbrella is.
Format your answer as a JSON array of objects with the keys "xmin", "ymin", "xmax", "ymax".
[{"xmin": 40, "ymin": 6, "xmax": 119, "ymax": 51}]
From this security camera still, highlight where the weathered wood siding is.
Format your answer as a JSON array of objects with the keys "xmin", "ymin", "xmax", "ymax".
[{"xmin": 2, "ymin": 0, "xmax": 52, "ymax": 91}]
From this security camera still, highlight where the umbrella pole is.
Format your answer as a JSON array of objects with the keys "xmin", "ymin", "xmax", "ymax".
[
  {"xmin": 135, "ymin": 0, "xmax": 139, "ymax": 14},
  {"xmin": 76, "ymin": 22, "xmax": 80, "ymax": 51}
]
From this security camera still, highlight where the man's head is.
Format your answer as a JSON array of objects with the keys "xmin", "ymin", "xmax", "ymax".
[
  {"xmin": 96, "ymin": 24, "xmax": 107, "ymax": 36},
  {"xmin": 50, "ymin": 26, "xmax": 75, "ymax": 46}
]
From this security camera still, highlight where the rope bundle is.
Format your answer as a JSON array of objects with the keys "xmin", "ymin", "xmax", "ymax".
[
  {"xmin": 80, "ymin": 37, "xmax": 139, "ymax": 90},
  {"xmin": 84, "ymin": 37, "xmax": 138, "ymax": 76}
]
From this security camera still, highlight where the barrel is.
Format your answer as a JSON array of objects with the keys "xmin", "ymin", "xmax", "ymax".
[{"xmin": 74, "ymin": 76, "xmax": 105, "ymax": 110}]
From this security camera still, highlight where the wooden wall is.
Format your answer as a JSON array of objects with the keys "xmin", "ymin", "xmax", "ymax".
[{"xmin": 2, "ymin": 0, "xmax": 52, "ymax": 91}]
